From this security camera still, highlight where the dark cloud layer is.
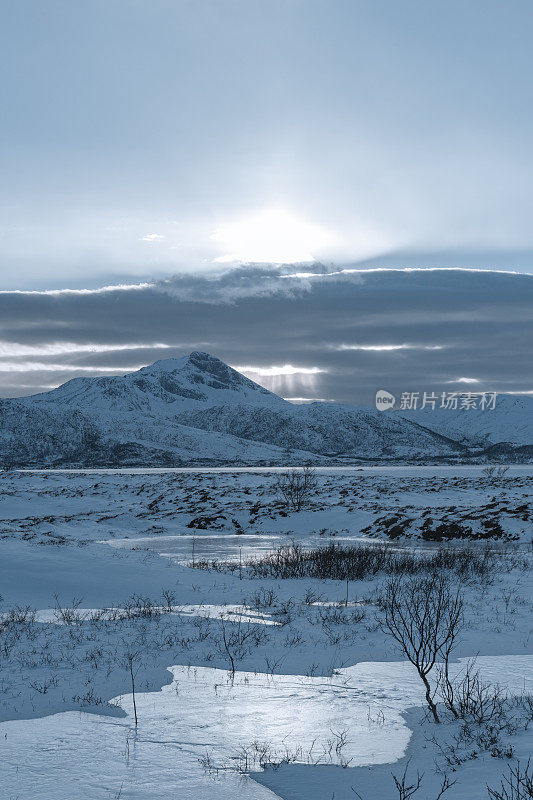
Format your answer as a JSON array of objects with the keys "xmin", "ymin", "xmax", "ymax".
[{"xmin": 0, "ymin": 267, "xmax": 531, "ymax": 405}]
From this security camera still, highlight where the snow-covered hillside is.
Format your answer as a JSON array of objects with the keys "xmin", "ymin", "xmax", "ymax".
[
  {"xmin": 0, "ymin": 352, "xmax": 530, "ymax": 466},
  {"xmin": 398, "ymin": 394, "xmax": 533, "ymax": 446},
  {"xmin": 177, "ymin": 400, "xmax": 463, "ymax": 460}
]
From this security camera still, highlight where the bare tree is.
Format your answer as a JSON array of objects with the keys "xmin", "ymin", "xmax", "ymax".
[
  {"xmin": 275, "ymin": 466, "xmax": 318, "ymax": 512},
  {"xmin": 381, "ymin": 576, "xmax": 464, "ymax": 723}
]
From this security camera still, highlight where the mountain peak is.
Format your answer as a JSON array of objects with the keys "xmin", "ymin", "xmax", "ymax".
[
  {"xmin": 188, "ymin": 350, "xmax": 219, "ymax": 362},
  {"xmin": 138, "ymin": 351, "xmax": 252, "ymax": 391},
  {"xmin": 136, "ymin": 351, "xmax": 280, "ymax": 403},
  {"xmin": 26, "ymin": 351, "xmax": 287, "ymax": 411},
  {"xmin": 143, "ymin": 351, "xmax": 220, "ymax": 372}
]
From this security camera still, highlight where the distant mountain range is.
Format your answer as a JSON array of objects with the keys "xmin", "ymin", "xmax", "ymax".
[{"xmin": 0, "ymin": 352, "xmax": 531, "ymax": 466}]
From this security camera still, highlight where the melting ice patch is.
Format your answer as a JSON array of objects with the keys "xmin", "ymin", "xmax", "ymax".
[
  {"xmin": 27, "ymin": 604, "xmax": 279, "ymax": 626},
  {"xmin": 0, "ymin": 656, "xmax": 531, "ymax": 800},
  {"xmin": 108, "ymin": 533, "xmax": 285, "ymax": 564}
]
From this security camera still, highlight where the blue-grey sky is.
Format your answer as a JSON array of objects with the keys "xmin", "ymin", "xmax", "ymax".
[
  {"xmin": 2, "ymin": 0, "xmax": 533, "ymax": 287},
  {"xmin": 1, "ymin": 3, "xmax": 532, "ymax": 401},
  {"xmin": 0, "ymin": 267, "xmax": 531, "ymax": 403}
]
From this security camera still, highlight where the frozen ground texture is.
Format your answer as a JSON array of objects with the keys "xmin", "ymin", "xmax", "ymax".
[
  {"xmin": 0, "ymin": 466, "xmax": 531, "ymax": 799},
  {"xmin": 0, "ymin": 466, "xmax": 530, "ymax": 607},
  {"xmin": 1, "ymin": 352, "xmax": 531, "ymax": 465}
]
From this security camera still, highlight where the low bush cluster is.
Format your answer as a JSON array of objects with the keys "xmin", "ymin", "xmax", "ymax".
[{"xmin": 237, "ymin": 541, "xmax": 508, "ymax": 582}]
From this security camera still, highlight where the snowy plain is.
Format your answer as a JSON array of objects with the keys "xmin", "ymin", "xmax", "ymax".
[{"xmin": 0, "ymin": 466, "xmax": 531, "ymax": 799}]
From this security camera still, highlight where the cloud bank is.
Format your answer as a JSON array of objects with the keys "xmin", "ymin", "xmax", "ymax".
[{"xmin": 0, "ymin": 266, "xmax": 531, "ymax": 404}]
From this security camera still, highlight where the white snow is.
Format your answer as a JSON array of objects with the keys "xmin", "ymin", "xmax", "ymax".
[
  {"xmin": 0, "ymin": 466, "xmax": 531, "ymax": 799},
  {"xmin": 26, "ymin": 604, "xmax": 279, "ymax": 626}
]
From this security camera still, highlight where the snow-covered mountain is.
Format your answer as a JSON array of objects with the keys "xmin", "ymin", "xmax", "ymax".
[
  {"xmin": 398, "ymin": 395, "xmax": 533, "ymax": 447},
  {"xmin": 0, "ymin": 352, "xmax": 530, "ymax": 466},
  {"xmin": 28, "ymin": 352, "xmax": 286, "ymax": 413},
  {"xmin": 175, "ymin": 399, "xmax": 464, "ymax": 460}
]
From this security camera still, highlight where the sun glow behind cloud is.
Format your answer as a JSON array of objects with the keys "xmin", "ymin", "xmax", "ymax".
[
  {"xmin": 210, "ymin": 209, "xmax": 332, "ymax": 264},
  {"xmin": 0, "ymin": 342, "xmax": 174, "ymax": 357},
  {"xmin": 140, "ymin": 233, "xmax": 166, "ymax": 242},
  {"xmin": 233, "ymin": 364, "xmax": 327, "ymax": 395},
  {"xmin": 0, "ymin": 362, "xmax": 143, "ymax": 373},
  {"xmin": 284, "ymin": 397, "xmax": 333, "ymax": 403},
  {"xmin": 334, "ymin": 343, "xmax": 444, "ymax": 352}
]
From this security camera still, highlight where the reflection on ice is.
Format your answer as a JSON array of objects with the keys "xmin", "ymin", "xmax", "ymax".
[
  {"xmin": 108, "ymin": 533, "xmax": 285, "ymax": 564},
  {"xmin": 176, "ymin": 604, "xmax": 279, "ymax": 625},
  {"xmin": 1, "ymin": 656, "xmax": 531, "ymax": 800}
]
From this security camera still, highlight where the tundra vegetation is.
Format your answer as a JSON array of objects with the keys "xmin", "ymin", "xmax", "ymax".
[
  {"xmin": 274, "ymin": 465, "xmax": 318, "ymax": 511},
  {"xmin": 0, "ymin": 467, "xmax": 531, "ymax": 799}
]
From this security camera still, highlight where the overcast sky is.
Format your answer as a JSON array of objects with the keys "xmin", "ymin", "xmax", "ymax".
[
  {"xmin": 3, "ymin": 1, "xmax": 533, "ymax": 287},
  {"xmin": 1, "ymin": 2, "xmax": 532, "ymax": 400},
  {"xmin": 1, "ymin": 267, "xmax": 531, "ymax": 403}
]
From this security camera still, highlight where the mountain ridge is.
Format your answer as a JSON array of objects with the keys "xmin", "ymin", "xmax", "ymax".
[{"xmin": 1, "ymin": 352, "xmax": 531, "ymax": 466}]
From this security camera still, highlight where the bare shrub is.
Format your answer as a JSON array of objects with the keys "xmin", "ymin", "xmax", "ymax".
[
  {"xmin": 391, "ymin": 761, "xmax": 423, "ymax": 800},
  {"xmin": 439, "ymin": 658, "xmax": 506, "ymax": 724},
  {"xmin": 487, "ymin": 759, "xmax": 533, "ymax": 799},
  {"xmin": 275, "ymin": 466, "xmax": 317, "ymax": 511},
  {"xmin": 161, "ymin": 589, "xmax": 177, "ymax": 611},
  {"xmin": 381, "ymin": 576, "xmax": 464, "ymax": 723},
  {"xmin": 221, "ymin": 620, "xmax": 235, "ymax": 675},
  {"xmin": 241, "ymin": 541, "xmax": 500, "ymax": 582},
  {"xmin": 352, "ymin": 761, "xmax": 455, "ymax": 800},
  {"xmin": 0, "ymin": 605, "xmax": 36, "ymax": 632},
  {"xmin": 482, "ymin": 465, "xmax": 510, "ymax": 482},
  {"xmin": 121, "ymin": 595, "xmax": 164, "ymax": 619},
  {"xmin": 248, "ymin": 587, "xmax": 276, "ymax": 608},
  {"xmin": 217, "ymin": 615, "xmax": 269, "ymax": 674},
  {"xmin": 53, "ymin": 595, "xmax": 86, "ymax": 625},
  {"xmin": 513, "ymin": 692, "xmax": 533, "ymax": 726}
]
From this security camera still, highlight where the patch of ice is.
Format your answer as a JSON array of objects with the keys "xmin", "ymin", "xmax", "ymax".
[
  {"xmin": 1, "ymin": 656, "xmax": 531, "ymax": 800},
  {"xmin": 26, "ymin": 604, "xmax": 279, "ymax": 626},
  {"xmin": 108, "ymin": 533, "xmax": 284, "ymax": 564}
]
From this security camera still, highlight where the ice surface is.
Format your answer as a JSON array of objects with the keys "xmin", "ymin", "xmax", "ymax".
[
  {"xmin": 28, "ymin": 604, "xmax": 279, "ymax": 626},
  {"xmin": 108, "ymin": 533, "xmax": 285, "ymax": 565},
  {"xmin": 1, "ymin": 656, "xmax": 531, "ymax": 800}
]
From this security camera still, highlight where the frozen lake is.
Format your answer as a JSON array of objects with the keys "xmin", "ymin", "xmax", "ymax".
[
  {"xmin": 106, "ymin": 530, "xmax": 518, "ymax": 566},
  {"xmin": 18, "ymin": 464, "xmax": 533, "ymax": 476},
  {"xmin": 108, "ymin": 532, "xmax": 287, "ymax": 565}
]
